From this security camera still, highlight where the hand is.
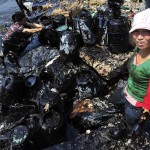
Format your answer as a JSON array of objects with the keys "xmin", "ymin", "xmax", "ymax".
[
  {"xmin": 131, "ymin": 110, "xmax": 149, "ymax": 139},
  {"xmin": 44, "ymin": 25, "xmax": 49, "ymax": 29},
  {"xmin": 143, "ymin": 108, "xmax": 150, "ymax": 113},
  {"xmin": 41, "ymin": 27, "xmax": 47, "ymax": 31},
  {"xmin": 42, "ymin": 25, "xmax": 50, "ymax": 30}
]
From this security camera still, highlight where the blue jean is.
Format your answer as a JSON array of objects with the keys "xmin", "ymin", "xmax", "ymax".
[
  {"xmin": 125, "ymin": 100, "xmax": 150, "ymax": 134},
  {"xmin": 118, "ymin": 88, "xmax": 150, "ymax": 132},
  {"xmin": 125, "ymin": 100, "xmax": 142, "ymax": 130},
  {"xmin": 24, "ymin": 34, "xmax": 41, "ymax": 53},
  {"xmin": 111, "ymin": 88, "xmax": 140, "ymax": 129}
]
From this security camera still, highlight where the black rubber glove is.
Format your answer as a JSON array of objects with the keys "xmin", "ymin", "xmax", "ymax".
[
  {"xmin": 42, "ymin": 25, "xmax": 51, "ymax": 30},
  {"xmin": 131, "ymin": 111, "xmax": 149, "ymax": 139}
]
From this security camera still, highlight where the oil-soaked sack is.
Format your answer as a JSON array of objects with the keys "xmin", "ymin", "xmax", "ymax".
[
  {"xmin": 72, "ymin": 15, "xmax": 96, "ymax": 45},
  {"xmin": 39, "ymin": 89, "xmax": 63, "ymax": 114},
  {"xmin": 0, "ymin": 112, "xmax": 26, "ymax": 131},
  {"xmin": 59, "ymin": 31, "xmax": 83, "ymax": 60},
  {"xmin": 9, "ymin": 125, "xmax": 36, "ymax": 149},
  {"xmin": 53, "ymin": 14, "xmax": 66, "ymax": 29},
  {"xmin": 18, "ymin": 46, "xmax": 60, "ymax": 75},
  {"xmin": 108, "ymin": 16, "xmax": 130, "ymax": 54},
  {"xmin": 45, "ymin": 57, "xmax": 77, "ymax": 94},
  {"xmin": 79, "ymin": 46, "xmax": 132, "ymax": 81},
  {"xmin": 92, "ymin": 11, "xmax": 108, "ymax": 46},
  {"xmin": 0, "ymin": 75, "xmax": 26, "ymax": 107},
  {"xmin": 4, "ymin": 51, "xmax": 20, "ymax": 68},
  {"xmin": 75, "ymin": 70, "xmax": 101, "ymax": 100},
  {"xmin": 39, "ymin": 111, "xmax": 65, "ymax": 147},
  {"xmin": 38, "ymin": 16, "xmax": 53, "ymax": 26},
  {"xmin": 39, "ymin": 28, "xmax": 58, "ymax": 47},
  {"xmin": 71, "ymin": 111, "xmax": 113, "ymax": 130}
]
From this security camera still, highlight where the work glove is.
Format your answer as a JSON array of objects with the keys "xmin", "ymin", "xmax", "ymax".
[
  {"xmin": 42, "ymin": 25, "xmax": 51, "ymax": 30},
  {"xmin": 131, "ymin": 110, "xmax": 149, "ymax": 139}
]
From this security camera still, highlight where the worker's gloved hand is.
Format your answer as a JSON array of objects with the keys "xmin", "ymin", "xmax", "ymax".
[
  {"xmin": 131, "ymin": 110, "xmax": 149, "ymax": 139},
  {"xmin": 42, "ymin": 25, "xmax": 51, "ymax": 30},
  {"xmin": 45, "ymin": 25, "xmax": 50, "ymax": 29},
  {"xmin": 42, "ymin": 26, "xmax": 47, "ymax": 30}
]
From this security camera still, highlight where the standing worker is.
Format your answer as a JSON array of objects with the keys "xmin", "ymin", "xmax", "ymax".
[
  {"xmin": 15, "ymin": 0, "xmax": 31, "ymax": 16},
  {"xmin": 109, "ymin": 8, "xmax": 150, "ymax": 139}
]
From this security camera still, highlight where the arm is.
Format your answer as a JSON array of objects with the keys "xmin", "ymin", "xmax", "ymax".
[
  {"xmin": 26, "ymin": 22, "xmax": 43, "ymax": 28},
  {"xmin": 22, "ymin": 27, "xmax": 43, "ymax": 34},
  {"xmin": 22, "ymin": 22, "xmax": 44, "ymax": 34}
]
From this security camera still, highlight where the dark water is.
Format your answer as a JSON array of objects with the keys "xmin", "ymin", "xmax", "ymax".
[{"xmin": 0, "ymin": 0, "xmax": 19, "ymax": 25}]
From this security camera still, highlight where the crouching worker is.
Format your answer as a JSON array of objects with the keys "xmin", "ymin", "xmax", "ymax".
[
  {"xmin": 109, "ymin": 8, "xmax": 150, "ymax": 139},
  {"xmin": 2, "ymin": 11, "xmax": 43, "ymax": 57}
]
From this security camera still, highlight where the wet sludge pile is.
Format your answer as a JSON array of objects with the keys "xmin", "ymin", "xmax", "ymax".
[{"xmin": 1, "ymin": 0, "xmax": 150, "ymax": 149}]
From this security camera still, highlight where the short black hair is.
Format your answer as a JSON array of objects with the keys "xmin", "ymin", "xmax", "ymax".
[{"xmin": 14, "ymin": 11, "xmax": 26, "ymax": 22}]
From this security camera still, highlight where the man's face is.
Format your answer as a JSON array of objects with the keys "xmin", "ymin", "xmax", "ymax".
[
  {"xmin": 132, "ymin": 29, "xmax": 150, "ymax": 51},
  {"xmin": 21, "ymin": 18, "xmax": 27, "ymax": 25}
]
